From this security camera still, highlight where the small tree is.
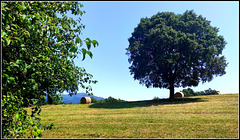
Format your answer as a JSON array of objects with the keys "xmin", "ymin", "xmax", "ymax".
[{"xmin": 126, "ymin": 10, "xmax": 228, "ymax": 99}]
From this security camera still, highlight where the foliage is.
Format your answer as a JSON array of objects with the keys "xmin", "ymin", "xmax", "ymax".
[
  {"xmin": 203, "ymin": 88, "xmax": 219, "ymax": 95},
  {"xmin": 47, "ymin": 93, "xmax": 63, "ymax": 105},
  {"xmin": 126, "ymin": 10, "xmax": 228, "ymax": 99},
  {"xmin": 68, "ymin": 102, "xmax": 74, "ymax": 104},
  {"xmin": 2, "ymin": 1, "xmax": 98, "ymax": 138},
  {"xmin": 182, "ymin": 88, "xmax": 219, "ymax": 97},
  {"xmin": 90, "ymin": 96, "xmax": 98, "ymax": 103},
  {"xmin": 152, "ymin": 96, "xmax": 161, "ymax": 101},
  {"xmin": 182, "ymin": 88, "xmax": 195, "ymax": 97},
  {"xmin": 2, "ymin": 93, "xmax": 43, "ymax": 138},
  {"xmin": 98, "ymin": 96, "xmax": 126, "ymax": 103},
  {"xmin": 59, "ymin": 101, "xmax": 67, "ymax": 105}
]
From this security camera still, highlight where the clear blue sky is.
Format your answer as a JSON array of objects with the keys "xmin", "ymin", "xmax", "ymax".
[{"xmin": 66, "ymin": 1, "xmax": 239, "ymax": 101}]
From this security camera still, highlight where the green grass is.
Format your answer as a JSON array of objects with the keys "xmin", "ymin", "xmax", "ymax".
[{"xmin": 38, "ymin": 94, "xmax": 238, "ymax": 138}]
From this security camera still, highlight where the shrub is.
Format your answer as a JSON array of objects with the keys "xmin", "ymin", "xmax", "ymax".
[
  {"xmin": 182, "ymin": 88, "xmax": 195, "ymax": 97},
  {"xmin": 98, "ymin": 96, "xmax": 126, "ymax": 103},
  {"xmin": 204, "ymin": 88, "xmax": 218, "ymax": 95},
  {"xmin": 59, "ymin": 101, "xmax": 67, "ymax": 104},
  {"xmin": 181, "ymin": 88, "xmax": 219, "ymax": 97},
  {"xmin": 153, "ymin": 96, "xmax": 161, "ymax": 101},
  {"xmin": 90, "ymin": 97, "xmax": 98, "ymax": 103},
  {"xmin": 2, "ymin": 93, "xmax": 44, "ymax": 138}
]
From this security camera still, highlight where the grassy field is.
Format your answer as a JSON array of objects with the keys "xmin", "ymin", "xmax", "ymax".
[{"xmin": 38, "ymin": 94, "xmax": 238, "ymax": 138}]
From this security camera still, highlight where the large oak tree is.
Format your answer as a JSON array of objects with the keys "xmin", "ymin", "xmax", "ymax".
[{"xmin": 126, "ymin": 10, "xmax": 228, "ymax": 99}]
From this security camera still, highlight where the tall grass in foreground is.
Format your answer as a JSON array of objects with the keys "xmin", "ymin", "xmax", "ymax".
[{"xmin": 38, "ymin": 94, "xmax": 238, "ymax": 138}]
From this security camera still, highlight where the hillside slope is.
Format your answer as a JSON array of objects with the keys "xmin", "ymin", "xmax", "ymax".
[{"xmin": 40, "ymin": 94, "xmax": 239, "ymax": 138}]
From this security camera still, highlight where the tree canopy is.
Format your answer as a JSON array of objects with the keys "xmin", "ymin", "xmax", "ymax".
[
  {"xmin": 126, "ymin": 10, "xmax": 228, "ymax": 99},
  {"xmin": 2, "ymin": 2, "xmax": 98, "ymax": 138}
]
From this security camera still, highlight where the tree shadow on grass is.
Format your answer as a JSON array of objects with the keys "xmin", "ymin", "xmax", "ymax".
[{"xmin": 89, "ymin": 97, "xmax": 208, "ymax": 109}]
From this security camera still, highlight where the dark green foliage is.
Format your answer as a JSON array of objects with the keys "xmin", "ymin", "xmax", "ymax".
[
  {"xmin": 97, "ymin": 96, "xmax": 126, "ymax": 103},
  {"xmin": 182, "ymin": 88, "xmax": 195, "ymax": 97},
  {"xmin": 47, "ymin": 93, "xmax": 63, "ymax": 105},
  {"xmin": 2, "ymin": 2, "xmax": 98, "ymax": 138},
  {"xmin": 203, "ymin": 88, "xmax": 218, "ymax": 95},
  {"xmin": 194, "ymin": 91, "xmax": 205, "ymax": 96},
  {"xmin": 59, "ymin": 101, "xmax": 67, "ymax": 105},
  {"xmin": 153, "ymin": 96, "xmax": 161, "ymax": 101},
  {"xmin": 181, "ymin": 88, "xmax": 218, "ymax": 97},
  {"xmin": 90, "ymin": 97, "xmax": 205, "ymax": 109},
  {"xmin": 126, "ymin": 10, "xmax": 228, "ymax": 99},
  {"xmin": 90, "ymin": 97, "xmax": 98, "ymax": 103}
]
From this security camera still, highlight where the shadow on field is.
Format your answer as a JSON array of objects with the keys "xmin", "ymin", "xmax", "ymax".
[{"xmin": 89, "ymin": 97, "xmax": 207, "ymax": 109}]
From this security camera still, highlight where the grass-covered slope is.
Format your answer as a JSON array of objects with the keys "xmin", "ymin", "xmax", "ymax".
[{"xmin": 38, "ymin": 94, "xmax": 238, "ymax": 138}]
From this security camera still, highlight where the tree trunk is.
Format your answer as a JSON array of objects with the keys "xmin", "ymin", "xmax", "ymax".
[
  {"xmin": 169, "ymin": 83, "xmax": 175, "ymax": 100},
  {"xmin": 47, "ymin": 87, "xmax": 53, "ymax": 104},
  {"xmin": 47, "ymin": 93, "xmax": 52, "ymax": 104}
]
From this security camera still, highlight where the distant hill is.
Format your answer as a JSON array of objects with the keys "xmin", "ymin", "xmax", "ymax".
[{"xmin": 61, "ymin": 93, "xmax": 105, "ymax": 104}]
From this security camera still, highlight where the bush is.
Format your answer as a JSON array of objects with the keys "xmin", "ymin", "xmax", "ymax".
[
  {"xmin": 195, "ymin": 91, "xmax": 205, "ymax": 96},
  {"xmin": 2, "ymin": 92, "xmax": 44, "ymax": 138},
  {"xmin": 153, "ymin": 96, "xmax": 161, "ymax": 101},
  {"xmin": 181, "ymin": 88, "xmax": 219, "ymax": 97},
  {"xmin": 182, "ymin": 88, "xmax": 195, "ymax": 97},
  {"xmin": 98, "ymin": 96, "xmax": 126, "ymax": 103},
  {"xmin": 59, "ymin": 101, "xmax": 67, "ymax": 104},
  {"xmin": 90, "ymin": 97, "xmax": 98, "ymax": 103},
  {"xmin": 204, "ymin": 88, "xmax": 218, "ymax": 95}
]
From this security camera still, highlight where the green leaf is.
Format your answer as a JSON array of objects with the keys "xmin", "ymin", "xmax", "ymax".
[
  {"xmin": 8, "ymin": 77, "xmax": 15, "ymax": 83},
  {"xmin": 91, "ymin": 40, "xmax": 99, "ymax": 47},
  {"xmin": 81, "ymin": 48, "xmax": 87, "ymax": 61},
  {"xmin": 75, "ymin": 37, "xmax": 82, "ymax": 46},
  {"xmin": 57, "ymin": 35, "xmax": 63, "ymax": 42},
  {"xmin": 12, "ymin": 37, "xmax": 21, "ymax": 41},
  {"xmin": 12, "ymin": 24, "xmax": 20, "ymax": 29},
  {"xmin": 1, "ymin": 2, "xmax": 7, "ymax": 8},
  {"xmin": 6, "ymin": 38, "xmax": 11, "ymax": 45},
  {"xmin": 2, "ymin": 31, "xmax": 6, "ymax": 37},
  {"xmin": 54, "ymin": 26, "xmax": 59, "ymax": 34},
  {"xmin": 81, "ymin": 48, "xmax": 93, "ymax": 60},
  {"xmin": 18, "ymin": 3, "xmax": 23, "ymax": 11},
  {"xmin": 7, "ymin": 30, "xmax": 12, "ymax": 35},
  {"xmin": 70, "ymin": 46, "xmax": 78, "ymax": 53},
  {"xmin": 86, "ymin": 50, "xmax": 93, "ymax": 58},
  {"xmin": 85, "ymin": 38, "xmax": 91, "ymax": 50},
  {"xmin": 16, "ymin": 59, "xmax": 22, "ymax": 64},
  {"xmin": 15, "ymin": 113, "xmax": 19, "ymax": 119},
  {"xmin": 33, "ymin": 83, "xmax": 38, "ymax": 90},
  {"xmin": 24, "ymin": 30, "xmax": 30, "ymax": 37},
  {"xmin": 22, "ymin": 14, "xmax": 26, "ymax": 20},
  {"xmin": 22, "ymin": 2, "xmax": 26, "ymax": 10}
]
